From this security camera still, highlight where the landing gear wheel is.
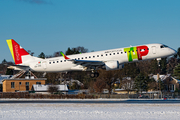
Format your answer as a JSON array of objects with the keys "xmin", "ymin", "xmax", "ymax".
[
  {"xmin": 90, "ymin": 72, "xmax": 99, "ymax": 78},
  {"xmin": 90, "ymin": 73, "xmax": 95, "ymax": 78},
  {"xmin": 94, "ymin": 72, "xmax": 99, "ymax": 78}
]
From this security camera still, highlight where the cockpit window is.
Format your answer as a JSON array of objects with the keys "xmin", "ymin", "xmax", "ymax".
[{"xmin": 160, "ymin": 45, "xmax": 168, "ymax": 48}]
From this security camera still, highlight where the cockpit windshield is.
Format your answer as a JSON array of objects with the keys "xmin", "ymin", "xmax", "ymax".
[{"xmin": 160, "ymin": 44, "xmax": 168, "ymax": 48}]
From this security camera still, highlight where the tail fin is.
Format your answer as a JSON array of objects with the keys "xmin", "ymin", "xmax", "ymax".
[
  {"xmin": 6, "ymin": 39, "xmax": 41, "ymax": 65},
  {"xmin": 60, "ymin": 52, "xmax": 70, "ymax": 60}
]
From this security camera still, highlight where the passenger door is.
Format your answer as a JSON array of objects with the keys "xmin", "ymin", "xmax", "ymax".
[
  {"xmin": 42, "ymin": 61, "xmax": 47, "ymax": 70},
  {"xmin": 152, "ymin": 46, "xmax": 156, "ymax": 54}
]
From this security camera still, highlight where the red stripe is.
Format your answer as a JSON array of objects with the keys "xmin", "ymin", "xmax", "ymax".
[{"xmin": 12, "ymin": 39, "xmax": 29, "ymax": 64}]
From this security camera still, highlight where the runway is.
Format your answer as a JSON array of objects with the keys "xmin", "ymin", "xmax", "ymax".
[
  {"xmin": 1, "ymin": 99, "xmax": 180, "ymax": 120},
  {"xmin": 1, "ymin": 99, "xmax": 180, "ymax": 104}
]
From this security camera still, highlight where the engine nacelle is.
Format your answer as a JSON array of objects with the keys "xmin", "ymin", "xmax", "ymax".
[
  {"xmin": 119, "ymin": 64, "xmax": 124, "ymax": 69},
  {"xmin": 105, "ymin": 61, "xmax": 124, "ymax": 71}
]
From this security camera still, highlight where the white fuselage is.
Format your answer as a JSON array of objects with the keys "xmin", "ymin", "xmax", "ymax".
[{"xmin": 24, "ymin": 43, "xmax": 176, "ymax": 72}]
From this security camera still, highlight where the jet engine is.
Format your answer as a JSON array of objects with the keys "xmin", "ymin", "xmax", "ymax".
[{"xmin": 105, "ymin": 61, "xmax": 124, "ymax": 71}]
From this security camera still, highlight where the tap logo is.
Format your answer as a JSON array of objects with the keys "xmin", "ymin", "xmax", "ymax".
[
  {"xmin": 7, "ymin": 39, "xmax": 29, "ymax": 64},
  {"xmin": 14, "ymin": 45, "xmax": 20, "ymax": 61},
  {"xmin": 124, "ymin": 45, "xmax": 149, "ymax": 62}
]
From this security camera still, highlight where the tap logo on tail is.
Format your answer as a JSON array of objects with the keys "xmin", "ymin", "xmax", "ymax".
[{"xmin": 6, "ymin": 39, "xmax": 29, "ymax": 64}]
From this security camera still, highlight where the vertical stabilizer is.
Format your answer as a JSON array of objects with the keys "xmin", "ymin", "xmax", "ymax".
[{"xmin": 7, "ymin": 39, "xmax": 29, "ymax": 64}]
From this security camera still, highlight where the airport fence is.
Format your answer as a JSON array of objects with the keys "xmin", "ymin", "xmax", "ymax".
[
  {"xmin": 93, "ymin": 92, "xmax": 180, "ymax": 99},
  {"xmin": 0, "ymin": 92, "xmax": 98, "ymax": 99},
  {"xmin": 1, "ymin": 92, "xmax": 180, "ymax": 99}
]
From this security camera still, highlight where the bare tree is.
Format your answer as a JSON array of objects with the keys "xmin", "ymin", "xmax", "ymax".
[
  {"xmin": 121, "ymin": 78, "xmax": 134, "ymax": 96},
  {"xmin": 53, "ymin": 51, "xmax": 63, "ymax": 57},
  {"xmin": 167, "ymin": 57, "xmax": 178, "ymax": 74},
  {"xmin": 45, "ymin": 73, "xmax": 62, "ymax": 84},
  {"xmin": 75, "ymin": 46, "xmax": 88, "ymax": 53},
  {"xmin": 48, "ymin": 85, "xmax": 59, "ymax": 94},
  {"xmin": 93, "ymin": 79, "xmax": 106, "ymax": 93},
  {"xmin": 27, "ymin": 50, "xmax": 34, "ymax": 56},
  {"xmin": 97, "ymin": 70, "xmax": 119, "ymax": 94}
]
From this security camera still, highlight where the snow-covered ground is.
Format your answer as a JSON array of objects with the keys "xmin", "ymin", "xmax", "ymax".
[{"xmin": 0, "ymin": 102, "xmax": 180, "ymax": 120}]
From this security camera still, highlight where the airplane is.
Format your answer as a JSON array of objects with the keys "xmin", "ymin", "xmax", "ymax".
[{"xmin": 6, "ymin": 39, "xmax": 177, "ymax": 77}]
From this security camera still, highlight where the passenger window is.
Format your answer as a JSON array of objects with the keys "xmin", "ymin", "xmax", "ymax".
[
  {"xmin": 117, "ymin": 52, "xmax": 119, "ymax": 54},
  {"xmin": 64, "ymin": 60, "xmax": 66, "ymax": 62},
  {"xmin": 97, "ymin": 55, "xmax": 99, "ymax": 57},
  {"xmin": 113, "ymin": 53, "xmax": 115, "ymax": 55},
  {"xmin": 49, "ymin": 62, "xmax": 51, "ymax": 64},
  {"xmin": 85, "ymin": 57, "xmax": 87, "ymax": 59},
  {"xmin": 93, "ymin": 56, "xmax": 95, "ymax": 58},
  {"xmin": 89, "ymin": 56, "xmax": 91, "ymax": 58}
]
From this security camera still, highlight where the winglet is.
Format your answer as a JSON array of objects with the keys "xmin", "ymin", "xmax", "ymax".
[{"xmin": 60, "ymin": 52, "xmax": 70, "ymax": 60}]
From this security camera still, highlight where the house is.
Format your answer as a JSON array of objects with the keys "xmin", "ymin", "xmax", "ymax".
[
  {"xmin": 152, "ymin": 74, "xmax": 180, "ymax": 92},
  {"xmin": 114, "ymin": 74, "xmax": 180, "ymax": 93},
  {"xmin": 114, "ymin": 89, "xmax": 136, "ymax": 94},
  {"xmin": 0, "ymin": 75, "xmax": 13, "ymax": 92},
  {"xmin": 2, "ymin": 78, "xmax": 46, "ymax": 92},
  {"xmin": 0, "ymin": 75, "xmax": 13, "ymax": 84},
  {"xmin": 61, "ymin": 79, "xmax": 83, "ymax": 86},
  {"xmin": 1, "ymin": 70, "xmax": 47, "ymax": 92},
  {"xmin": 164, "ymin": 76, "xmax": 180, "ymax": 92},
  {"xmin": 31, "ymin": 84, "xmax": 68, "ymax": 94},
  {"xmin": 114, "ymin": 77, "xmax": 132, "ymax": 88}
]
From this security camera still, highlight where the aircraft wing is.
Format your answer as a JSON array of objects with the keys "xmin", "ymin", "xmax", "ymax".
[
  {"xmin": 60, "ymin": 52, "xmax": 104, "ymax": 67},
  {"xmin": 68, "ymin": 59, "xmax": 105, "ymax": 66}
]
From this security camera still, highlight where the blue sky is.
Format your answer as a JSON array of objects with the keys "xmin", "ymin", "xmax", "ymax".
[{"xmin": 0, "ymin": 0, "xmax": 180, "ymax": 62}]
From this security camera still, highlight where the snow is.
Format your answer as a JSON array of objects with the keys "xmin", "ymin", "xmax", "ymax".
[
  {"xmin": 32, "ymin": 84, "xmax": 68, "ymax": 92},
  {"xmin": 1, "ymin": 101, "xmax": 180, "ymax": 120}
]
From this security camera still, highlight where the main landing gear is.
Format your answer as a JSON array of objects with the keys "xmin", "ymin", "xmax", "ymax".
[{"xmin": 90, "ymin": 71, "xmax": 99, "ymax": 78}]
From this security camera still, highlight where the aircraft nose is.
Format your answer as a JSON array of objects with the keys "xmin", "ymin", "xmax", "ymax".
[{"xmin": 170, "ymin": 48, "xmax": 177, "ymax": 55}]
